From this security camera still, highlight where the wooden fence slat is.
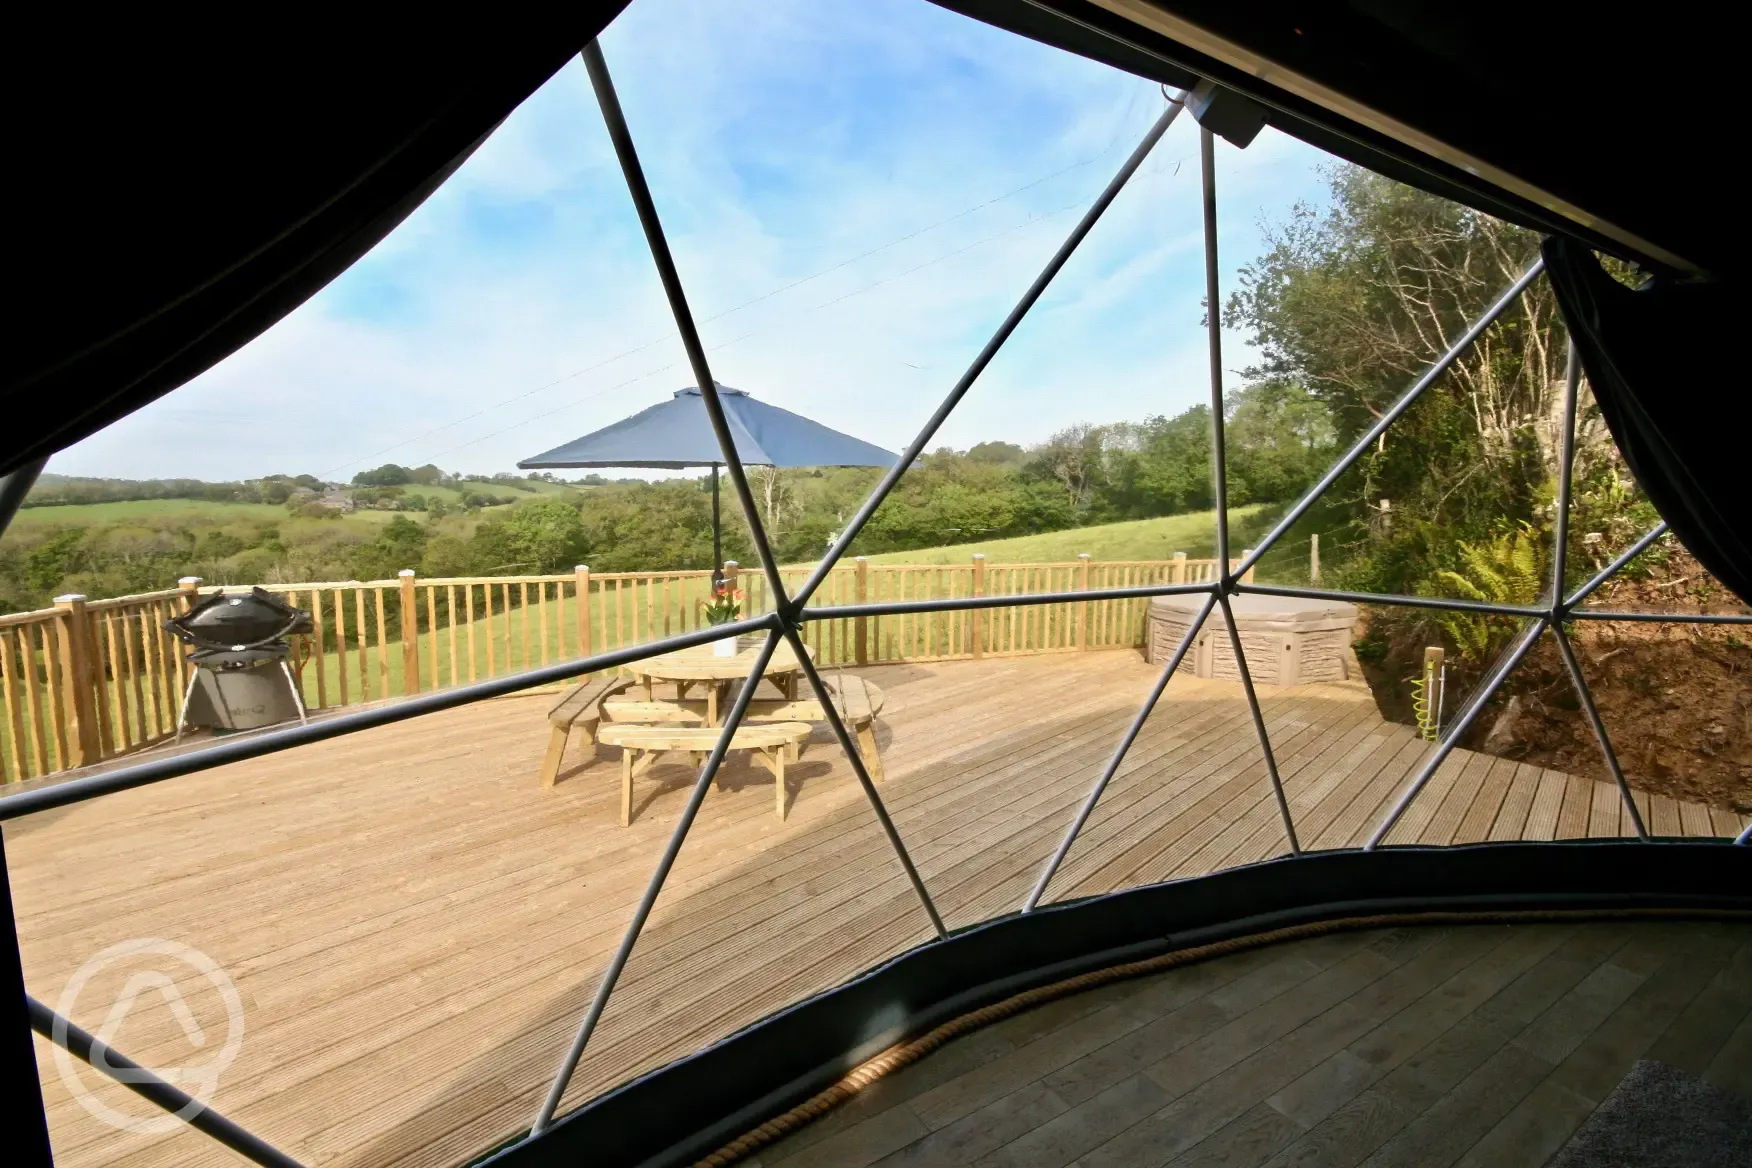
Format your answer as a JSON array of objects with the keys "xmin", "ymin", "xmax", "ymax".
[
  {"xmin": 120, "ymin": 614, "xmax": 147, "ymax": 752},
  {"xmin": 446, "ymin": 585, "xmax": 459, "ymax": 688},
  {"xmin": 426, "ymin": 583, "xmax": 440, "ymax": 691},
  {"xmin": 585, "ymin": 567, "xmax": 599, "ymax": 661},
  {"xmin": 2, "ymin": 630, "xmax": 28, "ymax": 781},
  {"xmin": 141, "ymin": 605, "xmax": 165, "ymax": 736},
  {"xmin": 128, "ymin": 609, "xmax": 151, "ymax": 739},
  {"xmin": 40, "ymin": 613, "xmax": 69, "ymax": 772},
  {"xmin": 971, "ymin": 556, "xmax": 985, "ymax": 660},
  {"xmin": 518, "ymin": 581, "xmax": 530, "ymax": 671},
  {"xmin": 103, "ymin": 612, "xmax": 130, "ymax": 751},
  {"xmin": 23, "ymin": 625, "xmax": 50, "ymax": 776},
  {"xmin": 349, "ymin": 589, "xmax": 366, "ymax": 701},
  {"xmin": 309, "ymin": 589, "xmax": 327, "ymax": 710},
  {"xmin": 156, "ymin": 600, "xmax": 179, "ymax": 731},
  {"xmin": 643, "ymin": 577, "xmax": 655, "ymax": 651},
  {"xmin": 331, "ymin": 589, "xmax": 348, "ymax": 706},
  {"xmin": 616, "ymin": 578, "xmax": 626, "ymax": 652},
  {"xmin": 483, "ymin": 584, "xmax": 496, "ymax": 678},
  {"xmin": 2, "ymin": 558, "xmax": 1218, "ymax": 778},
  {"xmin": 464, "ymin": 585, "xmax": 477, "ymax": 684},
  {"xmin": 373, "ymin": 587, "xmax": 389, "ymax": 696},
  {"xmin": 398, "ymin": 575, "xmax": 419, "ymax": 696}
]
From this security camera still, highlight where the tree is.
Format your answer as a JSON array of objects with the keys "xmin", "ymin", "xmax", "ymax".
[
  {"xmin": 1132, "ymin": 408, "xmax": 1214, "ymax": 515},
  {"xmin": 473, "ymin": 498, "xmax": 587, "ymax": 574},
  {"xmin": 966, "ymin": 441, "xmax": 1026, "ymax": 466},
  {"xmin": 353, "ymin": 464, "xmax": 412, "ymax": 487},
  {"xmin": 1228, "ymin": 167, "xmax": 1564, "ymax": 459},
  {"xmin": 1029, "ymin": 424, "xmax": 1106, "ymax": 513},
  {"xmin": 1225, "ymin": 165, "xmax": 1574, "ymax": 597},
  {"xmin": 577, "ymin": 481, "xmax": 733, "ymax": 571},
  {"xmin": 1224, "ymin": 382, "xmax": 1336, "ymax": 505},
  {"xmin": 349, "ymin": 516, "xmax": 428, "ymax": 580},
  {"xmin": 746, "ymin": 466, "xmax": 802, "ymax": 538},
  {"xmin": 25, "ymin": 529, "xmax": 85, "ymax": 592}
]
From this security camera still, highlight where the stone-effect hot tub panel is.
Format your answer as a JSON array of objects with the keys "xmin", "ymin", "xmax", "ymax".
[{"xmin": 1147, "ymin": 593, "xmax": 1359, "ymax": 686}]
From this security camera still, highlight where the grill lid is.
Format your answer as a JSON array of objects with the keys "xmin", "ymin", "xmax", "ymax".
[{"xmin": 165, "ymin": 587, "xmax": 312, "ymax": 649}]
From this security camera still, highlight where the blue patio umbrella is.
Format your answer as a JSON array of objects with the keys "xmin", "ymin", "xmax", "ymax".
[{"xmin": 519, "ymin": 384, "xmax": 897, "ymax": 572}]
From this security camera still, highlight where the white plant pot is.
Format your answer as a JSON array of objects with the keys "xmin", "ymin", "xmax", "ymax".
[{"xmin": 711, "ymin": 632, "xmax": 743, "ymax": 657}]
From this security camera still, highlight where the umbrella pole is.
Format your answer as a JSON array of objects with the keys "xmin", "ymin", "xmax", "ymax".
[{"xmin": 711, "ymin": 463, "xmax": 721, "ymax": 585}]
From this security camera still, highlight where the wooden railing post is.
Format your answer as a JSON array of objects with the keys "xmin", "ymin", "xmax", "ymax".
[
  {"xmin": 53, "ymin": 594, "xmax": 100, "ymax": 768},
  {"xmin": 399, "ymin": 570, "xmax": 420, "ymax": 695},
  {"xmin": 575, "ymin": 565, "xmax": 591, "ymax": 660},
  {"xmin": 1076, "ymin": 553, "xmax": 1091, "ymax": 651},
  {"xmin": 176, "ymin": 576, "xmax": 202, "ymax": 690},
  {"xmin": 1310, "ymin": 533, "xmax": 1321, "ymax": 584},
  {"xmin": 854, "ymin": 557, "xmax": 869, "ymax": 665},
  {"xmin": 1241, "ymin": 548, "xmax": 1257, "ymax": 585},
  {"xmin": 1172, "ymin": 551, "xmax": 1187, "ymax": 584},
  {"xmin": 970, "ymin": 554, "xmax": 986, "ymax": 660}
]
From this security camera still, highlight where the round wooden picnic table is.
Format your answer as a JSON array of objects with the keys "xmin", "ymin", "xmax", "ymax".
[{"xmin": 625, "ymin": 638, "xmax": 812, "ymax": 726}]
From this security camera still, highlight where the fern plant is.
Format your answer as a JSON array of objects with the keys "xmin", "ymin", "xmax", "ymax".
[{"xmin": 1429, "ymin": 522, "xmax": 1544, "ymax": 661}]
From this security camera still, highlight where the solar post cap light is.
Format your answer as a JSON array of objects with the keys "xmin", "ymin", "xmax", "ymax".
[{"xmin": 5, "ymin": 33, "xmax": 1750, "ymax": 1168}]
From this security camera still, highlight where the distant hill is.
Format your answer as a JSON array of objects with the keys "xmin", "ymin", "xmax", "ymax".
[{"xmin": 19, "ymin": 467, "xmax": 598, "ymax": 513}]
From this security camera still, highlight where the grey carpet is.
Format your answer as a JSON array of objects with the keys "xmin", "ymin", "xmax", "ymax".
[{"xmin": 1547, "ymin": 1059, "xmax": 1752, "ymax": 1168}]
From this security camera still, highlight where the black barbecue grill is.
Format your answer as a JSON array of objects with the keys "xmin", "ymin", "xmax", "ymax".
[{"xmin": 165, "ymin": 587, "xmax": 313, "ymax": 737}]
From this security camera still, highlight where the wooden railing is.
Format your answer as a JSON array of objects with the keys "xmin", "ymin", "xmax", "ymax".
[
  {"xmin": 0, "ymin": 552, "xmax": 1245, "ymax": 783},
  {"xmin": 2, "ymin": 588, "xmax": 195, "ymax": 782}
]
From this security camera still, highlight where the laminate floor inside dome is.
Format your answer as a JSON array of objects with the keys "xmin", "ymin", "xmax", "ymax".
[{"xmin": 755, "ymin": 920, "xmax": 1752, "ymax": 1168}]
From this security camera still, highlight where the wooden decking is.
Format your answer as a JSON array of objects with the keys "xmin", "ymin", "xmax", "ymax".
[
  {"xmin": 756, "ymin": 920, "xmax": 1752, "ymax": 1168},
  {"xmin": 5, "ymin": 651, "xmax": 1745, "ymax": 1167}
]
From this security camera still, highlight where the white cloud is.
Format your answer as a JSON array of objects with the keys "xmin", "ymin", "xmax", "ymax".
[{"xmin": 54, "ymin": 0, "xmax": 1333, "ymax": 482}]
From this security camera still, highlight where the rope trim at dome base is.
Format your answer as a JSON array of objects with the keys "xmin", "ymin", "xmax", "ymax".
[{"xmin": 692, "ymin": 905, "xmax": 1752, "ymax": 1167}]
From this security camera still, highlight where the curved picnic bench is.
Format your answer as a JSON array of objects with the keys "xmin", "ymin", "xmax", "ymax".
[
  {"xmin": 538, "ymin": 672, "xmax": 888, "ymax": 817},
  {"xmin": 597, "ymin": 721, "xmax": 813, "ymax": 825},
  {"xmin": 538, "ymin": 675, "xmax": 633, "ymax": 788},
  {"xmin": 603, "ymin": 673, "xmax": 885, "ymax": 778}
]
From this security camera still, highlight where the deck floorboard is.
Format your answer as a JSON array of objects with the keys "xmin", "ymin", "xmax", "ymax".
[{"xmin": 4, "ymin": 651, "xmax": 1735, "ymax": 1167}]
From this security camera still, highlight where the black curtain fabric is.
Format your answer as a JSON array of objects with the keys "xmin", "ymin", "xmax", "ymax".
[
  {"xmin": 1543, "ymin": 236, "xmax": 1751, "ymax": 605},
  {"xmin": 1, "ymin": 8, "xmax": 628, "ymax": 477},
  {"xmin": 933, "ymin": 3, "xmax": 1736, "ymax": 279}
]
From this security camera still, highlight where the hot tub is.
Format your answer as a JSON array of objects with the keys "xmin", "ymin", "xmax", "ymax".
[{"xmin": 1147, "ymin": 593, "xmax": 1359, "ymax": 685}]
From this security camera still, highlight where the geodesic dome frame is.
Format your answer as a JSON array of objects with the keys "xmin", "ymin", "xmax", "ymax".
[{"xmin": 3, "ymin": 7, "xmax": 1749, "ymax": 1168}]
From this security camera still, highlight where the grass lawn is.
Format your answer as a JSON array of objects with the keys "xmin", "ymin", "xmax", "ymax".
[
  {"xmin": 859, "ymin": 505, "xmax": 1257, "ymax": 565},
  {"xmin": 7, "ymin": 499, "xmax": 303, "ymax": 526},
  {"xmin": 4, "ymin": 490, "xmax": 557, "ymax": 532},
  {"xmin": 857, "ymin": 503, "xmax": 1328, "ymax": 585},
  {"xmin": 412, "ymin": 481, "xmax": 578, "ymax": 506}
]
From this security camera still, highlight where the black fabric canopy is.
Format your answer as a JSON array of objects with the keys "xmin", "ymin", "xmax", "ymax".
[
  {"xmin": 933, "ymin": 2, "xmax": 1737, "ymax": 280},
  {"xmin": 933, "ymin": 2, "xmax": 1749, "ymax": 604},
  {"xmin": 1543, "ymin": 238, "xmax": 1750, "ymax": 604},
  {"xmin": 0, "ymin": 7, "xmax": 628, "ymax": 477}
]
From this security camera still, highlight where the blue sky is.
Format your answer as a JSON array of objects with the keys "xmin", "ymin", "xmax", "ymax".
[{"xmin": 57, "ymin": 0, "xmax": 1335, "ymax": 482}]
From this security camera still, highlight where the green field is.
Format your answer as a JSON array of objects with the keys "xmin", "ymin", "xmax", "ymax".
[
  {"xmin": 6, "ymin": 499, "xmax": 317, "ymax": 526},
  {"xmin": 860, "ymin": 504, "xmax": 1300, "ymax": 565},
  {"xmin": 6, "ymin": 479, "xmax": 578, "ymax": 530}
]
